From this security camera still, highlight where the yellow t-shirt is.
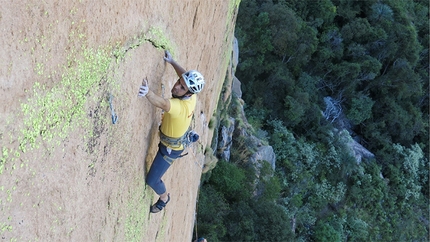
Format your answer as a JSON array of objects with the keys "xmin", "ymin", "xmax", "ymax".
[{"xmin": 160, "ymin": 95, "xmax": 196, "ymax": 150}]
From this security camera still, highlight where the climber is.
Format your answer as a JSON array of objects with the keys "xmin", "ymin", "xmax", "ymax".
[{"xmin": 138, "ymin": 50, "xmax": 205, "ymax": 213}]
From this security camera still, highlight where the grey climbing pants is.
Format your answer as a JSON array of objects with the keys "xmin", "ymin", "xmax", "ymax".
[{"xmin": 146, "ymin": 142, "xmax": 184, "ymax": 195}]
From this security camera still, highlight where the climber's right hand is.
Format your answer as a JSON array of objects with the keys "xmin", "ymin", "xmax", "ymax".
[
  {"xmin": 138, "ymin": 78, "xmax": 149, "ymax": 97},
  {"xmin": 163, "ymin": 50, "xmax": 173, "ymax": 63}
]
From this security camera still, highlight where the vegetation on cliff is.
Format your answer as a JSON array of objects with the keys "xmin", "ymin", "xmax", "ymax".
[{"xmin": 196, "ymin": 0, "xmax": 428, "ymax": 241}]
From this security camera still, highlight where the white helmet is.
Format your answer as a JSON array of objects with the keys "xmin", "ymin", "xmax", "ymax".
[{"xmin": 182, "ymin": 70, "xmax": 205, "ymax": 94}]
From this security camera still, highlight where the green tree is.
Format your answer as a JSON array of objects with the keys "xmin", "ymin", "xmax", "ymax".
[
  {"xmin": 196, "ymin": 185, "xmax": 229, "ymax": 241},
  {"xmin": 345, "ymin": 214, "xmax": 369, "ymax": 241},
  {"xmin": 389, "ymin": 143, "xmax": 427, "ymax": 203},
  {"xmin": 201, "ymin": 0, "xmax": 430, "ymax": 240},
  {"xmin": 314, "ymin": 219, "xmax": 342, "ymax": 242},
  {"xmin": 222, "ymin": 201, "xmax": 257, "ymax": 241},
  {"xmin": 209, "ymin": 160, "xmax": 251, "ymax": 202},
  {"xmin": 369, "ymin": 2, "xmax": 394, "ymax": 23},
  {"xmin": 255, "ymin": 161, "xmax": 282, "ymax": 202},
  {"xmin": 253, "ymin": 200, "xmax": 293, "ymax": 241},
  {"xmin": 346, "ymin": 94, "xmax": 375, "ymax": 125}
]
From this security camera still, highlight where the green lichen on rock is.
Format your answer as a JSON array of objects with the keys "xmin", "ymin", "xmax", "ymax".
[
  {"xmin": 145, "ymin": 27, "xmax": 176, "ymax": 55},
  {"xmin": 18, "ymin": 46, "xmax": 113, "ymax": 154}
]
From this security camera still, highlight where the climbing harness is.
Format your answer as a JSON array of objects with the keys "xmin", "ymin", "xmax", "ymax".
[
  {"xmin": 109, "ymin": 93, "xmax": 118, "ymax": 124},
  {"xmin": 159, "ymin": 127, "xmax": 199, "ymax": 150}
]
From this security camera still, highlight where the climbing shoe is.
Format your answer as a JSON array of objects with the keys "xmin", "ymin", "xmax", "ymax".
[{"xmin": 150, "ymin": 194, "xmax": 170, "ymax": 213}]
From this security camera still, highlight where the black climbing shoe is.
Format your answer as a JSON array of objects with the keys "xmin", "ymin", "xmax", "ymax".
[{"xmin": 150, "ymin": 194, "xmax": 170, "ymax": 213}]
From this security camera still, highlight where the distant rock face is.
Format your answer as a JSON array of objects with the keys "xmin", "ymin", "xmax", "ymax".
[
  {"xmin": 217, "ymin": 117, "xmax": 235, "ymax": 161},
  {"xmin": 216, "ymin": 111, "xmax": 277, "ymax": 175},
  {"xmin": 250, "ymin": 145, "xmax": 276, "ymax": 171},
  {"xmin": 232, "ymin": 76, "xmax": 242, "ymax": 98},
  {"xmin": 231, "ymin": 38, "xmax": 242, "ymax": 98},
  {"xmin": 232, "ymin": 37, "xmax": 239, "ymax": 71},
  {"xmin": 217, "ymin": 115, "xmax": 276, "ymax": 171},
  {"xmin": 216, "ymin": 36, "xmax": 276, "ymax": 173},
  {"xmin": 338, "ymin": 129, "xmax": 375, "ymax": 164}
]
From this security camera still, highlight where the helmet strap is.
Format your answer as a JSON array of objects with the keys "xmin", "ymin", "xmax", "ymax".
[{"xmin": 172, "ymin": 93, "xmax": 193, "ymax": 100}]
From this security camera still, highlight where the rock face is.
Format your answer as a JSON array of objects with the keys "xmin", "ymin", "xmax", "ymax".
[
  {"xmin": 323, "ymin": 97, "xmax": 375, "ymax": 164},
  {"xmin": 216, "ymin": 36, "xmax": 276, "ymax": 174},
  {"xmin": 217, "ymin": 117, "xmax": 235, "ymax": 161},
  {"xmin": 251, "ymin": 145, "xmax": 276, "ymax": 171},
  {"xmin": 338, "ymin": 129, "xmax": 375, "ymax": 164},
  {"xmin": 0, "ymin": 1, "xmax": 240, "ymax": 241},
  {"xmin": 231, "ymin": 38, "xmax": 242, "ymax": 98}
]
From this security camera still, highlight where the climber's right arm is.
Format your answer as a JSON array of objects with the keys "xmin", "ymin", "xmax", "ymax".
[
  {"xmin": 138, "ymin": 78, "xmax": 170, "ymax": 112},
  {"xmin": 145, "ymin": 90, "xmax": 170, "ymax": 112}
]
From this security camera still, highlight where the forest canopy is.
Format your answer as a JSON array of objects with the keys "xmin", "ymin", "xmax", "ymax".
[{"xmin": 196, "ymin": 0, "xmax": 429, "ymax": 241}]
